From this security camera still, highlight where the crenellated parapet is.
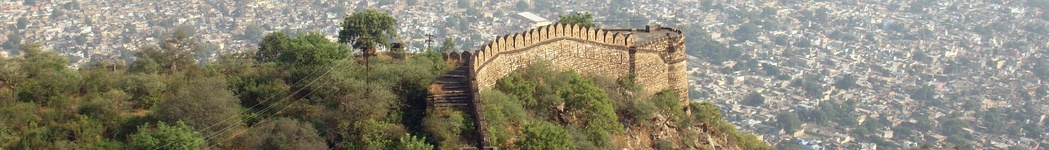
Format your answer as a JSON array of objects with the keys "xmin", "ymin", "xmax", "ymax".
[{"xmin": 442, "ymin": 24, "xmax": 689, "ymax": 105}]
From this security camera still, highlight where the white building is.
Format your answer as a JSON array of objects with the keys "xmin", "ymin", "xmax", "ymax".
[{"xmin": 514, "ymin": 12, "xmax": 551, "ymax": 28}]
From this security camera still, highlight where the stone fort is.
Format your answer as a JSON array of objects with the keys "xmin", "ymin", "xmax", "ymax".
[{"xmin": 429, "ymin": 23, "xmax": 687, "ymax": 148}]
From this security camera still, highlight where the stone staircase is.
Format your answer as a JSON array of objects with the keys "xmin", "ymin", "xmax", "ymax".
[
  {"xmin": 428, "ymin": 65, "xmax": 472, "ymax": 108},
  {"xmin": 428, "ymin": 64, "xmax": 495, "ymax": 149}
]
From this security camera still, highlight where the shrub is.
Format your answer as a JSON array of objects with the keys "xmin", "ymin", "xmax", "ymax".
[
  {"xmin": 129, "ymin": 121, "xmax": 205, "ymax": 150},
  {"xmin": 520, "ymin": 122, "xmax": 572, "ymax": 150}
]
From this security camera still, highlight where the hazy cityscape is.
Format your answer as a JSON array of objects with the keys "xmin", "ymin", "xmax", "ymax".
[{"xmin": 2, "ymin": 0, "xmax": 1048, "ymax": 149}]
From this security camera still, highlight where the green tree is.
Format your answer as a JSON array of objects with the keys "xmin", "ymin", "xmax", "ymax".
[
  {"xmin": 516, "ymin": 1, "xmax": 530, "ymax": 11},
  {"xmin": 130, "ymin": 121, "xmax": 205, "ymax": 150},
  {"xmin": 122, "ymin": 73, "xmax": 167, "ymax": 108},
  {"xmin": 277, "ymin": 32, "xmax": 349, "ymax": 67},
  {"xmin": 255, "ymin": 32, "xmax": 289, "ymax": 63},
  {"xmin": 232, "ymin": 118, "xmax": 326, "ymax": 150},
  {"xmin": 154, "ymin": 76, "xmax": 242, "ymax": 143},
  {"xmin": 559, "ymin": 71, "xmax": 621, "ymax": 147},
  {"xmin": 761, "ymin": 7, "xmax": 777, "ymax": 18},
  {"xmin": 743, "ymin": 92, "xmax": 764, "ymax": 106},
  {"xmin": 395, "ymin": 133, "xmax": 434, "ymax": 150},
  {"xmin": 4, "ymin": 32, "xmax": 22, "ymax": 50},
  {"xmin": 909, "ymin": 85, "xmax": 936, "ymax": 101},
  {"xmin": 520, "ymin": 122, "xmax": 572, "ymax": 150},
  {"xmin": 242, "ymin": 25, "xmax": 264, "ymax": 42},
  {"xmin": 131, "ymin": 28, "xmax": 199, "ymax": 73},
  {"xmin": 16, "ymin": 17, "xmax": 29, "ymax": 30},
  {"xmin": 439, "ymin": 38, "xmax": 455, "ymax": 52},
  {"xmin": 835, "ymin": 74, "xmax": 858, "ymax": 90},
  {"xmin": 15, "ymin": 44, "xmax": 82, "ymax": 105},
  {"xmin": 338, "ymin": 9, "xmax": 398, "ymax": 54},
  {"xmin": 422, "ymin": 110, "xmax": 473, "ymax": 149},
  {"xmin": 457, "ymin": 0, "xmax": 470, "ymax": 8},
  {"xmin": 734, "ymin": 23, "xmax": 759, "ymax": 42},
  {"xmin": 50, "ymin": 9, "xmax": 64, "ymax": 20},
  {"xmin": 803, "ymin": 79, "xmax": 823, "ymax": 99},
  {"xmin": 776, "ymin": 111, "xmax": 802, "ymax": 133},
  {"xmin": 558, "ymin": 12, "xmax": 595, "ymax": 28}
]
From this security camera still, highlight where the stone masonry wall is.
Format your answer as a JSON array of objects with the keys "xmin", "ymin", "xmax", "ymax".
[{"xmin": 448, "ymin": 23, "xmax": 689, "ymax": 104}]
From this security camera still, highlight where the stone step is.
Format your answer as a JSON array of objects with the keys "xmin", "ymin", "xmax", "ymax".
[
  {"xmin": 432, "ymin": 102, "xmax": 470, "ymax": 107},
  {"xmin": 436, "ymin": 92, "xmax": 469, "ymax": 97},
  {"xmin": 438, "ymin": 90, "xmax": 469, "ymax": 95},
  {"xmin": 441, "ymin": 85, "xmax": 470, "ymax": 90},
  {"xmin": 443, "ymin": 74, "xmax": 468, "ymax": 78},
  {"xmin": 430, "ymin": 96, "xmax": 470, "ymax": 102},
  {"xmin": 435, "ymin": 79, "xmax": 468, "ymax": 84}
]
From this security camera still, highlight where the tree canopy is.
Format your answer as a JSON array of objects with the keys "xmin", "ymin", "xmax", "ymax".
[
  {"xmin": 338, "ymin": 9, "xmax": 398, "ymax": 52},
  {"xmin": 558, "ymin": 12, "xmax": 596, "ymax": 28},
  {"xmin": 129, "ymin": 121, "xmax": 205, "ymax": 150}
]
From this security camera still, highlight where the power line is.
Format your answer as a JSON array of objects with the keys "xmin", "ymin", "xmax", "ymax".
[
  {"xmin": 152, "ymin": 43, "xmax": 360, "ymax": 150},
  {"xmin": 208, "ymin": 61, "xmax": 344, "ymax": 146}
]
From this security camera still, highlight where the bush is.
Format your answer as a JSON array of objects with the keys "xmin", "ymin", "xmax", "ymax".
[
  {"xmin": 479, "ymin": 90, "xmax": 527, "ymax": 147},
  {"xmin": 122, "ymin": 73, "xmax": 167, "ymax": 109},
  {"xmin": 422, "ymin": 110, "xmax": 473, "ymax": 149},
  {"xmin": 655, "ymin": 139, "xmax": 674, "ymax": 150},
  {"xmin": 232, "ymin": 118, "xmax": 327, "ymax": 149},
  {"xmin": 520, "ymin": 122, "xmax": 572, "ymax": 150},
  {"xmin": 395, "ymin": 133, "xmax": 434, "ymax": 150},
  {"xmin": 154, "ymin": 76, "xmax": 242, "ymax": 143},
  {"xmin": 558, "ymin": 71, "xmax": 622, "ymax": 147},
  {"xmin": 129, "ymin": 121, "xmax": 205, "ymax": 150}
]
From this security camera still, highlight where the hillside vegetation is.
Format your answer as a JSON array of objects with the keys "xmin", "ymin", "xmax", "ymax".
[
  {"xmin": 0, "ymin": 10, "xmax": 767, "ymax": 150},
  {"xmin": 471, "ymin": 61, "xmax": 769, "ymax": 150}
]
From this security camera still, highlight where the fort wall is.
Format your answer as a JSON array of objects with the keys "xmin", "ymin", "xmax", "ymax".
[{"xmin": 444, "ymin": 24, "xmax": 689, "ymax": 104}]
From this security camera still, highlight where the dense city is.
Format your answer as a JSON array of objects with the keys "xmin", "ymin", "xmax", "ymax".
[{"xmin": 3, "ymin": 0, "xmax": 1048, "ymax": 149}]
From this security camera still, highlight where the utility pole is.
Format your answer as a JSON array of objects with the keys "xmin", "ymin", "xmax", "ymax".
[{"xmin": 424, "ymin": 34, "xmax": 436, "ymax": 52}]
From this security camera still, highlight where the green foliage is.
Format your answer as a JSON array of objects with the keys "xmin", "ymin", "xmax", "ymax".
[
  {"xmin": 339, "ymin": 9, "xmax": 398, "ymax": 51},
  {"xmin": 340, "ymin": 119, "xmax": 406, "ymax": 149},
  {"xmin": 516, "ymin": 1, "xmax": 530, "ymax": 11},
  {"xmin": 232, "ymin": 118, "xmax": 326, "ymax": 150},
  {"xmin": 16, "ymin": 17, "xmax": 28, "ymax": 29},
  {"xmin": 655, "ymin": 139, "xmax": 674, "ymax": 150},
  {"xmin": 122, "ymin": 73, "xmax": 167, "ymax": 109},
  {"xmin": 496, "ymin": 73, "xmax": 537, "ymax": 106},
  {"xmin": 457, "ymin": 0, "xmax": 470, "ymax": 8},
  {"xmin": 255, "ymin": 32, "xmax": 289, "ymax": 63},
  {"xmin": 559, "ymin": 71, "xmax": 622, "ymax": 147},
  {"xmin": 733, "ymin": 23, "xmax": 760, "ymax": 42},
  {"xmin": 742, "ymin": 92, "xmax": 765, "ymax": 107},
  {"xmin": 439, "ymin": 38, "xmax": 455, "ymax": 52},
  {"xmin": 15, "ymin": 44, "xmax": 82, "ymax": 105},
  {"xmin": 276, "ymin": 32, "xmax": 350, "ymax": 67},
  {"xmin": 558, "ymin": 12, "xmax": 596, "ymax": 28},
  {"xmin": 803, "ymin": 78, "xmax": 824, "ymax": 99},
  {"xmin": 154, "ymin": 76, "xmax": 243, "ymax": 143},
  {"xmin": 129, "ymin": 121, "xmax": 205, "ymax": 150},
  {"xmin": 520, "ymin": 122, "xmax": 572, "ymax": 150},
  {"xmin": 395, "ymin": 133, "xmax": 434, "ymax": 150},
  {"xmin": 688, "ymin": 102, "xmax": 723, "ymax": 126},
  {"xmin": 479, "ymin": 90, "xmax": 527, "ymax": 147},
  {"xmin": 422, "ymin": 110, "xmax": 473, "ymax": 149},
  {"xmin": 909, "ymin": 85, "xmax": 936, "ymax": 100},
  {"xmin": 496, "ymin": 61, "xmax": 569, "ymax": 119},
  {"xmin": 835, "ymin": 74, "xmax": 858, "ymax": 90},
  {"xmin": 131, "ymin": 28, "xmax": 199, "ymax": 73},
  {"xmin": 776, "ymin": 111, "xmax": 802, "ymax": 133}
]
